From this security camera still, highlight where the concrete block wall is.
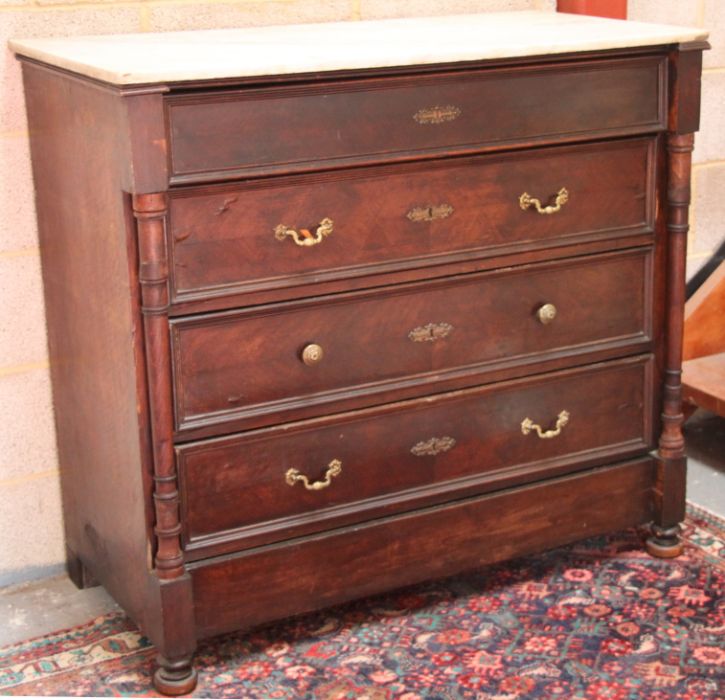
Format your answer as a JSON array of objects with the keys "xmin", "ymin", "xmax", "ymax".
[
  {"xmin": 629, "ymin": 0, "xmax": 725, "ymax": 280},
  {"xmin": 1, "ymin": 0, "xmax": 721, "ymax": 587},
  {"xmin": 0, "ymin": 0, "xmax": 556, "ymax": 587}
]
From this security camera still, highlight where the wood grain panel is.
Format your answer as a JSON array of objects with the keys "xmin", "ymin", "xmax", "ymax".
[
  {"xmin": 20, "ymin": 64, "xmax": 170, "ymax": 647},
  {"xmin": 190, "ymin": 458, "xmax": 656, "ymax": 638},
  {"xmin": 170, "ymin": 248, "xmax": 653, "ymax": 434},
  {"xmin": 167, "ymin": 56, "xmax": 665, "ymax": 182},
  {"xmin": 168, "ymin": 138, "xmax": 654, "ymax": 303},
  {"xmin": 178, "ymin": 355, "xmax": 654, "ymax": 558}
]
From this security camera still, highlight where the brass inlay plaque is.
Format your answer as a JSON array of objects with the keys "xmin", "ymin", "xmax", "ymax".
[
  {"xmin": 408, "ymin": 322, "xmax": 453, "ymax": 343},
  {"xmin": 411, "ymin": 436, "xmax": 457, "ymax": 457},
  {"xmin": 413, "ymin": 105, "xmax": 461, "ymax": 125},
  {"xmin": 406, "ymin": 204, "xmax": 454, "ymax": 223}
]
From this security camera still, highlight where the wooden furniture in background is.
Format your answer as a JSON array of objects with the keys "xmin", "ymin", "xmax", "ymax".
[
  {"xmin": 11, "ymin": 13, "xmax": 707, "ymax": 695},
  {"xmin": 683, "ymin": 261, "xmax": 725, "ymax": 416}
]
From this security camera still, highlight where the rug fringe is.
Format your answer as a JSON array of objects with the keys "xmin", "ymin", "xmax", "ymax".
[{"xmin": 686, "ymin": 500, "xmax": 725, "ymax": 527}]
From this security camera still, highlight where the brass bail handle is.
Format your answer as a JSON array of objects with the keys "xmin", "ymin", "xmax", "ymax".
[
  {"xmin": 274, "ymin": 217, "xmax": 333, "ymax": 247},
  {"xmin": 519, "ymin": 187, "xmax": 569, "ymax": 215},
  {"xmin": 285, "ymin": 459, "xmax": 342, "ymax": 491},
  {"xmin": 521, "ymin": 410, "xmax": 570, "ymax": 439}
]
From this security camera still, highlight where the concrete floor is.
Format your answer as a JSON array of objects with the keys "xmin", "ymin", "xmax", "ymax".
[{"xmin": 1, "ymin": 410, "xmax": 723, "ymax": 648}]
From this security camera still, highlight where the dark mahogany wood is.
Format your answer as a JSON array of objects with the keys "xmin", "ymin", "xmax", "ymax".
[
  {"xmin": 647, "ymin": 131, "xmax": 695, "ymax": 559},
  {"xmin": 167, "ymin": 138, "xmax": 654, "ymax": 303},
  {"xmin": 20, "ymin": 63, "xmax": 197, "ymax": 692},
  {"xmin": 167, "ymin": 231, "xmax": 658, "ymax": 317},
  {"xmin": 178, "ymin": 355, "xmax": 655, "ymax": 559},
  {"xmin": 134, "ymin": 193, "xmax": 185, "ymax": 581},
  {"xmin": 21, "ymin": 61, "xmax": 157, "ymax": 627},
  {"xmin": 190, "ymin": 458, "xmax": 656, "ymax": 639},
  {"xmin": 15, "ymin": 37, "xmax": 704, "ymax": 694},
  {"xmin": 170, "ymin": 248, "xmax": 653, "ymax": 435},
  {"xmin": 167, "ymin": 55, "xmax": 665, "ymax": 183},
  {"xmin": 642, "ymin": 40, "xmax": 708, "ymax": 559},
  {"xmin": 668, "ymin": 43, "xmax": 706, "ymax": 136}
]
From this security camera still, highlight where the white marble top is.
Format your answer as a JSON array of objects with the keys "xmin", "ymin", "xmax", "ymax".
[{"xmin": 9, "ymin": 11, "xmax": 708, "ymax": 86}]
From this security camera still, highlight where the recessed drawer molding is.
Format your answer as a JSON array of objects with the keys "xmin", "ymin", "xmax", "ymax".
[
  {"xmin": 167, "ymin": 138, "xmax": 654, "ymax": 306},
  {"xmin": 170, "ymin": 248, "xmax": 653, "ymax": 435},
  {"xmin": 177, "ymin": 355, "xmax": 655, "ymax": 559},
  {"xmin": 166, "ymin": 56, "xmax": 664, "ymax": 182}
]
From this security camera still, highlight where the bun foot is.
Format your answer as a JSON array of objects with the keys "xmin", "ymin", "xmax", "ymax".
[
  {"xmin": 646, "ymin": 524, "xmax": 683, "ymax": 559},
  {"xmin": 153, "ymin": 655, "xmax": 198, "ymax": 696}
]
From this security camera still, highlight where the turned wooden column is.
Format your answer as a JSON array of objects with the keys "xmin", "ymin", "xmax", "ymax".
[
  {"xmin": 647, "ymin": 41, "xmax": 706, "ymax": 558},
  {"xmin": 134, "ymin": 193, "xmax": 185, "ymax": 580},
  {"xmin": 133, "ymin": 193, "xmax": 198, "ymax": 695},
  {"xmin": 647, "ymin": 132, "xmax": 693, "ymax": 558}
]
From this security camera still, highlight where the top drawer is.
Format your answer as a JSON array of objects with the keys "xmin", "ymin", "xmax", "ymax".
[{"xmin": 166, "ymin": 56, "xmax": 665, "ymax": 182}]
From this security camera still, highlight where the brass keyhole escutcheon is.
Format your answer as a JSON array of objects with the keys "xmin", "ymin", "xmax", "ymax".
[
  {"xmin": 301, "ymin": 343, "xmax": 324, "ymax": 366},
  {"xmin": 537, "ymin": 303, "xmax": 557, "ymax": 325}
]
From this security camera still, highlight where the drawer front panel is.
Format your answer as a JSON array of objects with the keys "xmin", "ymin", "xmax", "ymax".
[
  {"xmin": 191, "ymin": 458, "xmax": 655, "ymax": 638},
  {"xmin": 169, "ymin": 138, "xmax": 653, "ymax": 302},
  {"xmin": 167, "ymin": 56, "xmax": 664, "ymax": 181},
  {"xmin": 171, "ymin": 249, "xmax": 652, "ymax": 432},
  {"xmin": 178, "ymin": 356, "xmax": 654, "ymax": 556}
]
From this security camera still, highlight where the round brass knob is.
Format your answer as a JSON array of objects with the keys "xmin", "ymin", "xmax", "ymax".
[
  {"xmin": 301, "ymin": 343, "xmax": 324, "ymax": 366},
  {"xmin": 537, "ymin": 303, "xmax": 557, "ymax": 325}
]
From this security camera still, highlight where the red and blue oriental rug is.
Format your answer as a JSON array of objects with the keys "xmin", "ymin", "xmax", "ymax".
[{"xmin": 1, "ymin": 504, "xmax": 723, "ymax": 698}]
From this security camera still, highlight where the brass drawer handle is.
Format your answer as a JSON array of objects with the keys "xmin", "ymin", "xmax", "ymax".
[
  {"xmin": 285, "ymin": 459, "xmax": 342, "ymax": 491},
  {"xmin": 411, "ymin": 436, "xmax": 456, "ymax": 457},
  {"xmin": 274, "ymin": 217, "xmax": 333, "ymax": 247},
  {"xmin": 301, "ymin": 343, "xmax": 323, "ymax": 366},
  {"xmin": 407, "ymin": 203, "xmax": 454, "ymax": 222},
  {"xmin": 413, "ymin": 105, "xmax": 461, "ymax": 124},
  {"xmin": 536, "ymin": 303, "xmax": 557, "ymax": 325},
  {"xmin": 521, "ymin": 410, "xmax": 570, "ymax": 439},
  {"xmin": 519, "ymin": 187, "xmax": 569, "ymax": 215},
  {"xmin": 409, "ymin": 322, "xmax": 453, "ymax": 342}
]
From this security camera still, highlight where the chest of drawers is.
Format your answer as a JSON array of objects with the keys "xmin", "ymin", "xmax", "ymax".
[{"xmin": 11, "ymin": 11, "xmax": 707, "ymax": 694}]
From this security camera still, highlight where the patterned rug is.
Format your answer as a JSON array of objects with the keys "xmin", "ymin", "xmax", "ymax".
[{"xmin": 1, "ymin": 504, "xmax": 723, "ymax": 699}]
